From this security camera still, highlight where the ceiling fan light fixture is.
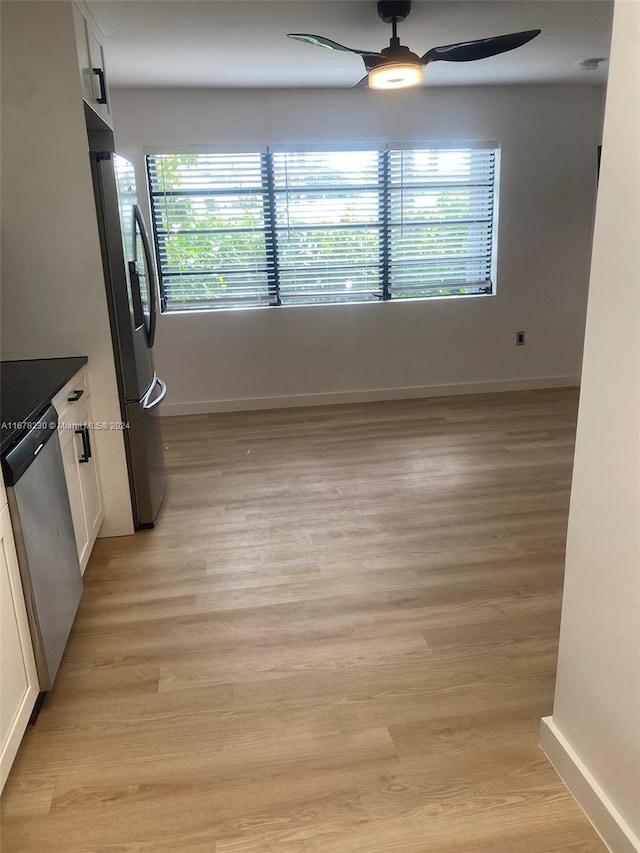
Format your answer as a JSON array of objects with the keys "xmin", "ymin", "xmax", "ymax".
[{"xmin": 368, "ymin": 61, "xmax": 423, "ymax": 90}]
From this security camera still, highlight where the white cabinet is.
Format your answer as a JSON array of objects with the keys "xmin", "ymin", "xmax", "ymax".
[
  {"xmin": 60, "ymin": 424, "xmax": 89, "ymax": 566},
  {"xmin": 77, "ymin": 409, "xmax": 104, "ymax": 558},
  {"xmin": 73, "ymin": 2, "xmax": 112, "ymax": 127},
  {"xmin": 53, "ymin": 368, "xmax": 104, "ymax": 574},
  {"xmin": 0, "ymin": 499, "xmax": 39, "ymax": 791}
]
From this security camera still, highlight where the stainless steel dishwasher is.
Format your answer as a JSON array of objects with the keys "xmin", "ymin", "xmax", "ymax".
[{"xmin": 1, "ymin": 405, "xmax": 83, "ymax": 703}]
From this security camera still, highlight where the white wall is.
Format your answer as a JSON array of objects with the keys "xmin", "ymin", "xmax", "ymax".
[
  {"xmin": 540, "ymin": 1, "xmax": 640, "ymax": 850},
  {"xmin": 0, "ymin": 2, "xmax": 134, "ymax": 537},
  {"xmin": 112, "ymin": 84, "xmax": 605, "ymax": 414}
]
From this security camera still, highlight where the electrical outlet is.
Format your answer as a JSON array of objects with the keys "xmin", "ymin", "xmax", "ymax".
[{"xmin": 516, "ymin": 331, "xmax": 525, "ymax": 346}]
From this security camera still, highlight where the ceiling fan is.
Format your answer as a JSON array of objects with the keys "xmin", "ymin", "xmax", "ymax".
[{"xmin": 288, "ymin": 1, "xmax": 541, "ymax": 90}]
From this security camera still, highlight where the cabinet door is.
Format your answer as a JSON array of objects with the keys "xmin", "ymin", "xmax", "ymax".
[
  {"xmin": 73, "ymin": 3, "xmax": 112, "ymax": 127},
  {"xmin": 87, "ymin": 28, "xmax": 112, "ymax": 124},
  {"xmin": 72, "ymin": 3, "xmax": 93, "ymax": 104},
  {"xmin": 59, "ymin": 424, "xmax": 90, "ymax": 569},
  {"xmin": 0, "ymin": 504, "xmax": 39, "ymax": 790},
  {"xmin": 76, "ymin": 406, "xmax": 104, "ymax": 560},
  {"xmin": 62, "ymin": 397, "xmax": 104, "ymax": 574},
  {"xmin": 56, "ymin": 369, "xmax": 105, "ymax": 574}
]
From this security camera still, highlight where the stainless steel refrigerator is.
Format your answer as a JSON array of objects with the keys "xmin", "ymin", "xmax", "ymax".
[{"xmin": 90, "ymin": 150, "xmax": 166, "ymax": 528}]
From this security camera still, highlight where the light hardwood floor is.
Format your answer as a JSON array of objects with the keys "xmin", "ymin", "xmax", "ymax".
[{"xmin": 1, "ymin": 389, "xmax": 607, "ymax": 852}]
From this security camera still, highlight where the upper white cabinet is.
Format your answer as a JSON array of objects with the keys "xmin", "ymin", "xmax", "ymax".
[
  {"xmin": 53, "ymin": 366, "xmax": 105, "ymax": 574},
  {"xmin": 73, "ymin": 2, "xmax": 112, "ymax": 127},
  {"xmin": 0, "ymin": 500, "xmax": 39, "ymax": 791}
]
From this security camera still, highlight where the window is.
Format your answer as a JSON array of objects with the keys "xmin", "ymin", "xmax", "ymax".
[
  {"xmin": 147, "ymin": 146, "xmax": 497, "ymax": 311},
  {"xmin": 272, "ymin": 151, "xmax": 382, "ymax": 304}
]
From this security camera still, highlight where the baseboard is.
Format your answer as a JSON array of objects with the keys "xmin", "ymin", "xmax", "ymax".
[
  {"xmin": 158, "ymin": 375, "xmax": 580, "ymax": 417},
  {"xmin": 540, "ymin": 717, "xmax": 640, "ymax": 853}
]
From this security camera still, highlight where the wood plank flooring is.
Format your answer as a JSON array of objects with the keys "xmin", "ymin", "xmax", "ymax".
[{"xmin": 1, "ymin": 389, "xmax": 607, "ymax": 852}]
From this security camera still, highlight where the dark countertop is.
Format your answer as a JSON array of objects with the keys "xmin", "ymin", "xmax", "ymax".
[{"xmin": 1, "ymin": 357, "xmax": 88, "ymax": 454}]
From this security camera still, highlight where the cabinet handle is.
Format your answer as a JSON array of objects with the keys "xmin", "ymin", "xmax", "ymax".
[
  {"xmin": 92, "ymin": 67, "xmax": 108, "ymax": 104},
  {"xmin": 75, "ymin": 426, "xmax": 92, "ymax": 463},
  {"xmin": 67, "ymin": 389, "xmax": 84, "ymax": 402}
]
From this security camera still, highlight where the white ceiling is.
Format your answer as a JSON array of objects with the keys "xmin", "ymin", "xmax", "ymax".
[{"xmin": 87, "ymin": 0, "xmax": 614, "ymax": 89}]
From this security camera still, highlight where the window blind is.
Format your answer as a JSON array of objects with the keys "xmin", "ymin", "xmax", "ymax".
[
  {"xmin": 272, "ymin": 151, "xmax": 383, "ymax": 304},
  {"xmin": 147, "ymin": 153, "xmax": 273, "ymax": 308},
  {"xmin": 146, "ymin": 145, "xmax": 497, "ymax": 311},
  {"xmin": 388, "ymin": 148, "xmax": 495, "ymax": 297}
]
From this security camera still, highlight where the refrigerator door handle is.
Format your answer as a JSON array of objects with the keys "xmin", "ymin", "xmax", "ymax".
[
  {"xmin": 133, "ymin": 204, "xmax": 158, "ymax": 349},
  {"xmin": 128, "ymin": 259, "xmax": 145, "ymax": 330},
  {"xmin": 142, "ymin": 376, "xmax": 167, "ymax": 411}
]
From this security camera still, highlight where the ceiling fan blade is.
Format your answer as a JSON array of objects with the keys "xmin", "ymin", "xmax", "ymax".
[
  {"xmin": 422, "ymin": 29, "xmax": 541, "ymax": 64},
  {"xmin": 353, "ymin": 74, "xmax": 370, "ymax": 88},
  {"xmin": 288, "ymin": 33, "xmax": 383, "ymax": 57}
]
